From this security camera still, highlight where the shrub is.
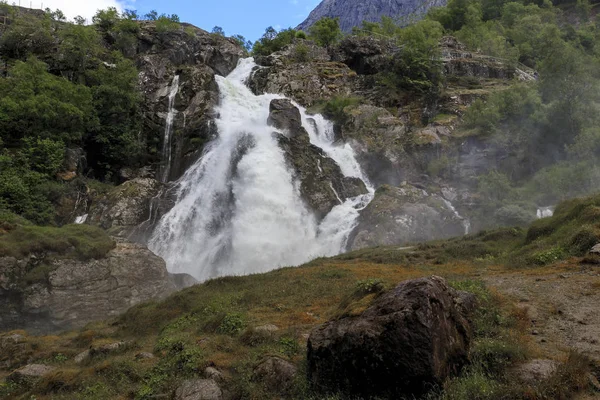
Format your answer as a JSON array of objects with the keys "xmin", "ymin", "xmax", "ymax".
[
  {"xmin": 309, "ymin": 17, "xmax": 342, "ymax": 47},
  {"xmin": 528, "ymin": 247, "xmax": 565, "ymax": 266},
  {"xmin": 354, "ymin": 278, "xmax": 385, "ymax": 295},
  {"xmin": 293, "ymin": 43, "xmax": 311, "ymax": 62},
  {"xmin": 218, "ymin": 313, "xmax": 245, "ymax": 335}
]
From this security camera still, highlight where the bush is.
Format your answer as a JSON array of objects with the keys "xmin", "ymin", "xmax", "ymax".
[
  {"xmin": 218, "ymin": 313, "xmax": 245, "ymax": 335},
  {"xmin": 309, "ymin": 17, "xmax": 342, "ymax": 47}
]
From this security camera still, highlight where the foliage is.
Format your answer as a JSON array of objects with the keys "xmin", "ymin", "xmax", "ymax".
[
  {"xmin": 0, "ymin": 216, "xmax": 115, "ymax": 260},
  {"xmin": 309, "ymin": 17, "xmax": 342, "ymax": 47},
  {"xmin": 252, "ymin": 27, "xmax": 298, "ymax": 56}
]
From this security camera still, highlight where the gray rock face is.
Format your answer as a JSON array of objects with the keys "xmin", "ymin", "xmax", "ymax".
[
  {"xmin": 250, "ymin": 42, "xmax": 358, "ymax": 107},
  {"xmin": 268, "ymin": 100, "xmax": 368, "ymax": 220},
  {"xmin": 174, "ymin": 379, "xmax": 223, "ymax": 400},
  {"xmin": 134, "ymin": 23, "xmax": 245, "ymax": 183},
  {"xmin": 0, "ymin": 241, "xmax": 175, "ymax": 333},
  {"xmin": 298, "ymin": 0, "xmax": 448, "ymax": 33},
  {"xmin": 348, "ymin": 184, "xmax": 467, "ymax": 250},
  {"xmin": 88, "ymin": 178, "xmax": 162, "ymax": 238},
  {"xmin": 307, "ymin": 276, "xmax": 474, "ymax": 398}
]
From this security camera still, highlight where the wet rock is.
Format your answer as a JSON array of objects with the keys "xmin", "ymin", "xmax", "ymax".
[
  {"xmin": 348, "ymin": 184, "xmax": 467, "ymax": 250},
  {"xmin": 0, "ymin": 241, "xmax": 175, "ymax": 334},
  {"xmin": 253, "ymin": 357, "xmax": 298, "ymax": 394},
  {"xmin": 7, "ymin": 364, "xmax": 55, "ymax": 385},
  {"xmin": 88, "ymin": 178, "xmax": 162, "ymax": 238},
  {"xmin": 174, "ymin": 378, "xmax": 222, "ymax": 400},
  {"xmin": 307, "ymin": 276, "xmax": 474, "ymax": 398},
  {"xmin": 170, "ymin": 273, "xmax": 198, "ymax": 290},
  {"xmin": 268, "ymin": 99, "xmax": 309, "ymax": 141},
  {"xmin": 269, "ymin": 100, "xmax": 368, "ymax": 220}
]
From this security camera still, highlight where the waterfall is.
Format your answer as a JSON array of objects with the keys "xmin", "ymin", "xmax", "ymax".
[
  {"xmin": 442, "ymin": 199, "xmax": 471, "ymax": 235},
  {"xmin": 159, "ymin": 75, "xmax": 180, "ymax": 183},
  {"xmin": 149, "ymin": 58, "xmax": 373, "ymax": 281},
  {"xmin": 537, "ymin": 206, "xmax": 554, "ymax": 219}
]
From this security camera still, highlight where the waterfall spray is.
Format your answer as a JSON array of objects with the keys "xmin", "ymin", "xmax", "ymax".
[
  {"xmin": 149, "ymin": 59, "xmax": 373, "ymax": 281},
  {"xmin": 159, "ymin": 75, "xmax": 180, "ymax": 183}
]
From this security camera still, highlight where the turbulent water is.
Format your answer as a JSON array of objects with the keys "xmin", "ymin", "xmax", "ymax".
[
  {"xmin": 159, "ymin": 75, "xmax": 180, "ymax": 183},
  {"xmin": 149, "ymin": 58, "xmax": 373, "ymax": 281}
]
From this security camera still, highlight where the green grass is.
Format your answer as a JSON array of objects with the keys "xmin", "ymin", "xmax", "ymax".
[{"xmin": 0, "ymin": 215, "xmax": 115, "ymax": 261}]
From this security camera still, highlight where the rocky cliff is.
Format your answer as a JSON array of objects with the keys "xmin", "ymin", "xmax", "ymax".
[
  {"xmin": 297, "ymin": 0, "xmax": 448, "ymax": 33},
  {"xmin": 0, "ymin": 239, "xmax": 175, "ymax": 333}
]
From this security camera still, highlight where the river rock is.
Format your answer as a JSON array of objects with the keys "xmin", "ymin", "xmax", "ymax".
[
  {"xmin": 7, "ymin": 364, "xmax": 55, "ymax": 385},
  {"xmin": 253, "ymin": 357, "xmax": 298, "ymax": 394},
  {"xmin": 307, "ymin": 276, "xmax": 475, "ymax": 398},
  {"xmin": 348, "ymin": 184, "xmax": 467, "ymax": 250},
  {"xmin": 174, "ymin": 378, "xmax": 222, "ymax": 400},
  {"xmin": 0, "ymin": 241, "xmax": 175, "ymax": 334}
]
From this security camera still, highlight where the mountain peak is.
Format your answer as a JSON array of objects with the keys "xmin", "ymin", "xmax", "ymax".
[{"xmin": 297, "ymin": 0, "xmax": 448, "ymax": 32}]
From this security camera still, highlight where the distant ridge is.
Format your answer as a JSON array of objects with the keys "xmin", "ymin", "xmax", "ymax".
[{"xmin": 297, "ymin": 0, "xmax": 448, "ymax": 33}]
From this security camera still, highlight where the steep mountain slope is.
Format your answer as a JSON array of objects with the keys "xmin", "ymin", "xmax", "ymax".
[{"xmin": 297, "ymin": 0, "xmax": 447, "ymax": 32}]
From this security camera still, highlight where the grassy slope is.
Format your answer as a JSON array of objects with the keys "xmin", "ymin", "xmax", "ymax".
[{"xmin": 0, "ymin": 194, "xmax": 599, "ymax": 399}]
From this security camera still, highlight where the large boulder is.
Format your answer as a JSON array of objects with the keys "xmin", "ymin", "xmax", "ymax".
[
  {"xmin": 7, "ymin": 364, "xmax": 55, "ymax": 386},
  {"xmin": 174, "ymin": 379, "xmax": 222, "ymax": 400},
  {"xmin": 268, "ymin": 100, "xmax": 368, "ymax": 220},
  {"xmin": 307, "ymin": 276, "xmax": 475, "ymax": 398},
  {"xmin": 348, "ymin": 184, "xmax": 468, "ymax": 250},
  {"xmin": 0, "ymin": 241, "xmax": 175, "ymax": 333}
]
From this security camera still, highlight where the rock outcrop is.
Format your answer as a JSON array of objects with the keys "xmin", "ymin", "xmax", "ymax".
[
  {"xmin": 134, "ymin": 23, "xmax": 245, "ymax": 182},
  {"xmin": 7, "ymin": 364, "xmax": 55, "ymax": 386},
  {"xmin": 0, "ymin": 241, "xmax": 175, "ymax": 333},
  {"xmin": 87, "ymin": 178, "xmax": 163, "ymax": 239},
  {"xmin": 348, "ymin": 184, "xmax": 467, "ymax": 250},
  {"xmin": 251, "ymin": 42, "xmax": 358, "ymax": 107},
  {"xmin": 307, "ymin": 276, "xmax": 475, "ymax": 398},
  {"xmin": 297, "ymin": 0, "xmax": 448, "ymax": 33},
  {"xmin": 268, "ymin": 99, "xmax": 368, "ymax": 220}
]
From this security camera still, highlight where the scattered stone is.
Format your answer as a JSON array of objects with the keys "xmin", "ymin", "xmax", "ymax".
[
  {"xmin": 254, "ymin": 324, "xmax": 279, "ymax": 334},
  {"xmin": 135, "ymin": 352, "xmax": 155, "ymax": 361},
  {"xmin": 204, "ymin": 367, "xmax": 224, "ymax": 382},
  {"xmin": 307, "ymin": 276, "xmax": 474, "ymax": 398},
  {"xmin": 174, "ymin": 379, "xmax": 222, "ymax": 400},
  {"xmin": 74, "ymin": 350, "xmax": 91, "ymax": 364},
  {"xmin": 590, "ymin": 244, "xmax": 600, "ymax": 255},
  {"xmin": 253, "ymin": 357, "xmax": 298, "ymax": 394},
  {"xmin": 559, "ymin": 274, "xmax": 568, "ymax": 279},
  {"xmin": 7, "ymin": 364, "xmax": 56, "ymax": 385},
  {"xmin": 75, "ymin": 342, "xmax": 130, "ymax": 364},
  {"xmin": 512, "ymin": 359, "xmax": 559, "ymax": 385},
  {"xmin": 532, "ymin": 330, "xmax": 539, "ymax": 336}
]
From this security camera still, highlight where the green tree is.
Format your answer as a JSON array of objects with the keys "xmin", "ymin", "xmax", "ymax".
[{"xmin": 309, "ymin": 17, "xmax": 342, "ymax": 47}]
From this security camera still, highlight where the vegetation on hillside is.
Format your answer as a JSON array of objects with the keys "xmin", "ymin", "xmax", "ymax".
[{"xmin": 1, "ymin": 193, "xmax": 599, "ymax": 399}]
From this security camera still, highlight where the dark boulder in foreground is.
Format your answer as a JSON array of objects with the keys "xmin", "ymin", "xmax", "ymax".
[{"xmin": 307, "ymin": 276, "xmax": 476, "ymax": 398}]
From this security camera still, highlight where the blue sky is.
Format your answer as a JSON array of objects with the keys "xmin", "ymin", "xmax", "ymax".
[
  {"xmin": 134, "ymin": 0, "xmax": 321, "ymax": 40},
  {"xmin": 35, "ymin": 0, "xmax": 321, "ymax": 42}
]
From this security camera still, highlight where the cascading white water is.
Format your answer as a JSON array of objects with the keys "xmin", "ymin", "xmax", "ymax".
[
  {"xmin": 537, "ymin": 206, "xmax": 554, "ymax": 219},
  {"xmin": 159, "ymin": 75, "xmax": 180, "ymax": 183},
  {"xmin": 149, "ymin": 58, "xmax": 373, "ymax": 281},
  {"xmin": 442, "ymin": 199, "xmax": 471, "ymax": 235}
]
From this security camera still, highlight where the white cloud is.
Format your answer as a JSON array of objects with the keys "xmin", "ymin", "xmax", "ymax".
[{"xmin": 25, "ymin": 0, "xmax": 131, "ymax": 22}]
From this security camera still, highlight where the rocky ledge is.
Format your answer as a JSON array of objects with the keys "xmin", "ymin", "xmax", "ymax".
[{"xmin": 0, "ymin": 240, "xmax": 175, "ymax": 333}]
